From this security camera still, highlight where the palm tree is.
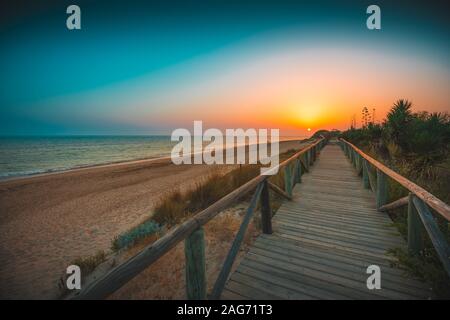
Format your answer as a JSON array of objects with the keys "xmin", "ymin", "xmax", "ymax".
[{"xmin": 384, "ymin": 99, "xmax": 413, "ymax": 152}]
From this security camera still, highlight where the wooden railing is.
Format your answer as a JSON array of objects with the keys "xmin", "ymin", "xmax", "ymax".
[
  {"xmin": 72, "ymin": 138, "xmax": 327, "ymax": 300},
  {"xmin": 339, "ymin": 138, "xmax": 450, "ymax": 278}
]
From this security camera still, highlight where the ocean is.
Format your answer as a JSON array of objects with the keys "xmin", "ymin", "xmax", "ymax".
[{"xmin": 0, "ymin": 135, "xmax": 308, "ymax": 180}]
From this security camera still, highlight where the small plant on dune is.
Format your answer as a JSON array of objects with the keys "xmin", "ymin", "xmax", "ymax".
[{"xmin": 112, "ymin": 220, "xmax": 161, "ymax": 251}]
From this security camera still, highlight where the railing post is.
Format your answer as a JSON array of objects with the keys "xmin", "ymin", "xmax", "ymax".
[
  {"xmin": 356, "ymin": 153, "xmax": 362, "ymax": 174},
  {"xmin": 260, "ymin": 180, "xmax": 272, "ymax": 234},
  {"xmin": 292, "ymin": 158, "xmax": 299, "ymax": 185},
  {"xmin": 407, "ymin": 194, "xmax": 423, "ymax": 255},
  {"xmin": 376, "ymin": 169, "xmax": 388, "ymax": 210},
  {"xmin": 296, "ymin": 158, "xmax": 302, "ymax": 183},
  {"xmin": 362, "ymin": 159, "xmax": 370, "ymax": 189},
  {"xmin": 284, "ymin": 164, "xmax": 293, "ymax": 197},
  {"xmin": 185, "ymin": 227, "xmax": 206, "ymax": 300},
  {"xmin": 304, "ymin": 152, "xmax": 309, "ymax": 171},
  {"xmin": 309, "ymin": 149, "xmax": 314, "ymax": 166}
]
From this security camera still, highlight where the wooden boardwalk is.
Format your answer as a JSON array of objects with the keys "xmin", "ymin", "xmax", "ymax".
[{"xmin": 222, "ymin": 144, "xmax": 432, "ymax": 300}]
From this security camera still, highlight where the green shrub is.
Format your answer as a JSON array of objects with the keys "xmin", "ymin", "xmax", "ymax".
[{"xmin": 112, "ymin": 220, "xmax": 161, "ymax": 251}]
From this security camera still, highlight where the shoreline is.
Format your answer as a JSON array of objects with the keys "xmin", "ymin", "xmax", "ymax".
[{"xmin": 0, "ymin": 137, "xmax": 310, "ymax": 183}]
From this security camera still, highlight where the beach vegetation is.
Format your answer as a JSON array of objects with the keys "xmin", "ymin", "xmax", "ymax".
[
  {"xmin": 112, "ymin": 220, "xmax": 162, "ymax": 251},
  {"xmin": 341, "ymin": 99, "xmax": 450, "ymax": 298},
  {"xmin": 70, "ymin": 250, "xmax": 107, "ymax": 275}
]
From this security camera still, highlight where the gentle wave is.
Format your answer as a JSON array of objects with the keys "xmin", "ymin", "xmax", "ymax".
[{"xmin": 0, "ymin": 135, "xmax": 308, "ymax": 180}]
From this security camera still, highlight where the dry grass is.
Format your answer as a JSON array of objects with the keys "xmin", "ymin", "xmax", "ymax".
[
  {"xmin": 98, "ymin": 147, "xmax": 305, "ymax": 299},
  {"xmin": 151, "ymin": 165, "xmax": 261, "ymax": 226},
  {"xmin": 71, "ymin": 250, "xmax": 107, "ymax": 275},
  {"xmin": 109, "ymin": 207, "xmax": 259, "ymax": 299}
]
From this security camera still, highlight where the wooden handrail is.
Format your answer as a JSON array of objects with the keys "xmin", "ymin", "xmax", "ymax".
[
  {"xmin": 72, "ymin": 138, "xmax": 326, "ymax": 299},
  {"xmin": 340, "ymin": 139, "xmax": 450, "ymax": 221}
]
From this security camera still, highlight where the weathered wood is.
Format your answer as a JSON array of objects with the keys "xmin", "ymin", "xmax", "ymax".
[
  {"xmin": 260, "ymin": 180, "xmax": 273, "ymax": 235},
  {"xmin": 356, "ymin": 153, "xmax": 362, "ymax": 174},
  {"xmin": 376, "ymin": 169, "xmax": 388, "ymax": 210},
  {"xmin": 292, "ymin": 159, "xmax": 298, "ymax": 185},
  {"xmin": 362, "ymin": 159, "xmax": 370, "ymax": 189},
  {"xmin": 185, "ymin": 227, "xmax": 206, "ymax": 299},
  {"xmin": 300, "ymin": 156, "xmax": 309, "ymax": 172},
  {"xmin": 379, "ymin": 196, "xmax": 408, "ymax": 212},
  {"xmin": 412, "ymin": 196, "xmax": 450, "ymax": 278},
  {"xmin": 284, "ymin": 165, "xmax": 293, "ymax": 197},
  {"xmin": 296, "ymin": 159, "xmax": 302, "ymax": 183},
  {"xmin": 268, "ymin": 181, "xmax": 292, "ymax": 200},
  {"xmin": 210, "ymin": 182, "xmax": 264, "ymax": 299},
  {"xmin": 72, "ymin": 138, "xmax": 325, "ymax": 300},
  {"xmin": 408, "ymin": 193, "xmax": 423, "ymax": 255},
  {"xmin": 225, "ymin": 145, "xmax": 431, "ymax": 300},
  {"xmin": 341, "ymin": 139, "xmax": 450, "ymax": 221},
  {"xmin": 367, "ymin": 163, "xmax": 377, "ymax": 193},
  {"xmin": 349, "ymin": 148, "xmax": 354, "ymax": 165}
]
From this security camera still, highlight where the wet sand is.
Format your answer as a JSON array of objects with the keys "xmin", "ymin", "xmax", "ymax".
[{"xmin": 0, "ymin": 140, "xmax": 304, "ymax": 299}]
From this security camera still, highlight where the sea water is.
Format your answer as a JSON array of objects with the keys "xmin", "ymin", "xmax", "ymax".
[{"xmin": 0, "ymin": 135, "xmax": 308, "ymax": 180}]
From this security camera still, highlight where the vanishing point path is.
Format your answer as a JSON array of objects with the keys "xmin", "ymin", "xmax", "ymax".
[{"xmin": 222, "ymin": 143, "xmax": 432, "ymax": 299}]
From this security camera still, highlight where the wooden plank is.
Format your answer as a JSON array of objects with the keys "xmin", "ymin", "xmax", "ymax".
[
  {"xmin": 275, "ymin": 214, "xmax": 400, "ymax": 240},
  {"xmin": 255, "ymin": 236, "xmax": 430, "ymax": 290},
  {"xmin": 221, "ymin": 289, "xmax": 249, "ymax": 300},
  {"xmin": 243, "ymin": 252, "xmax": 413, "ymax": 300},
  {"xmin": 278, "ymin": 208, "xmax": 392, "ymax": 227},
  {"xmin": 247, "ymin": 245, "xmax": 429, "ymax": 298},
  {"xmin": 237, "ymin": 261, "xmax": 350, "ymax": 299},
  {"xmin": 274, "ymin": 218, "xmax": 404, "ymax": 247},
  {"xmin": 276, "ymin": 224, "xmax": 397, "ymax": 253},
  {"xmin": 225, "ymin": 279, "xmax": 282, "ymax": 300},
  {"xmin": 185, "ymin": 227, "xmax": 206, "ymax": 299}
]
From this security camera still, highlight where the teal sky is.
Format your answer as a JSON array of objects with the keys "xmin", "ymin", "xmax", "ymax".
[{"xmin": 0, "ymin": 0, "xmax": 449, "ymax": 135}]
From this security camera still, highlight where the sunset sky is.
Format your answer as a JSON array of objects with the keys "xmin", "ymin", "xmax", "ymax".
[{"xmin": 0, "ymin": 0, "xmax": 449, "ymax": 135}]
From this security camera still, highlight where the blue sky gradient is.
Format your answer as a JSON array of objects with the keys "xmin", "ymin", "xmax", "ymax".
[{"xmin": 0, "ymin": 0, "xmax": 449, "ymax": 135}]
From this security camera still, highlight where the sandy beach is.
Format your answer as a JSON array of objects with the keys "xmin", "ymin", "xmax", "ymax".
[{"xmin": 0, "ymin": 139, "xmax": 305, "ymax": 299}]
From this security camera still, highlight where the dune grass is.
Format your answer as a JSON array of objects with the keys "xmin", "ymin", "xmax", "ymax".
[
  {"xmin": 71, "ymin": 250, "xmax": 107, "ymax": 275},
  {"xmin": 108, "ymin": 146, "xmax": 306, "ymax": 298}
]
